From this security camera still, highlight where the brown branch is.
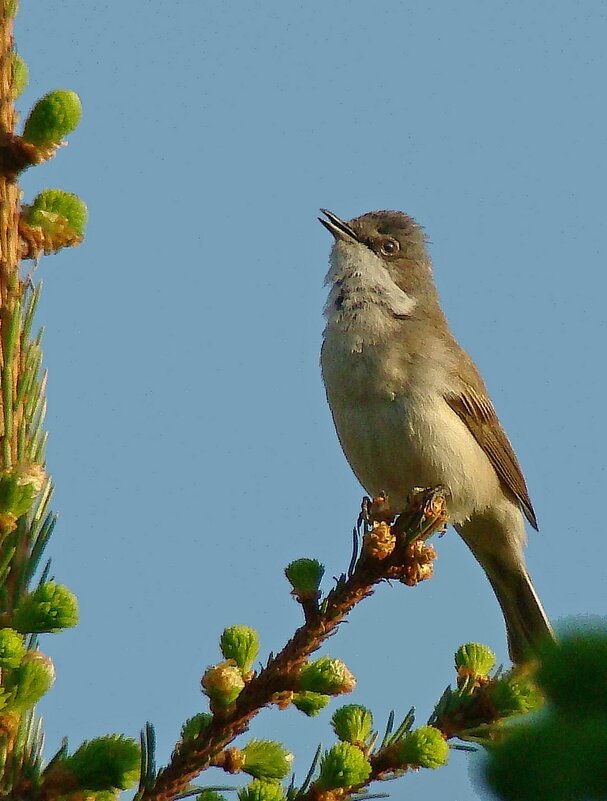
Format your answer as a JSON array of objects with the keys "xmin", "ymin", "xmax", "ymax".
[
  {"xmin": 0, "ymin": 6, "xmax": 21, "ymax": 464},
  {"xmin": 0, "ymin": 7, "xmax": 30, "ymax": 795},
  {"xmin": 0, "ymin": 3, "xmax": 26, "ymax": 613},
  {"xmin": 0, "ymin": 22, "xmax": 16, "ymax": 254},
  {"xmin": 138, "ymin": 489, "xmax": 447, "ymax": 801},
  {"xmin": 0, "ymin": 132, "xmax": 48, "ymax": 181}
]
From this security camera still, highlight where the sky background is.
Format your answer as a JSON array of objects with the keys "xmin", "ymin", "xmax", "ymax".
[{"xmin": 14, "ymin": 2, "xmax": 607, "ymax": 799}]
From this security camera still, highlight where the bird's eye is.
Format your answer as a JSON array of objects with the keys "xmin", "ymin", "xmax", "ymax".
[{"xmin": 380, "ymin": 238, "xmax": 399, "ymax": 256}]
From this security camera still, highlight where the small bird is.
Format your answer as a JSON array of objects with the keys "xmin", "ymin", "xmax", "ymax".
[{"xmin": 319, "ymin": 208, "xmax": 553, "ymax": 663}]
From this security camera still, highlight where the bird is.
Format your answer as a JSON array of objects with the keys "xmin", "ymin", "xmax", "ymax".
[{"xmin": 319, "ymin": 208, "xmax": 553, "ymax": 663}]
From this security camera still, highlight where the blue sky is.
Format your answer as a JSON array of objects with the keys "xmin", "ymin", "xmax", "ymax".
[{"xmin": 15, "ymin": 2, "xmax": 607, "ymax": 799}]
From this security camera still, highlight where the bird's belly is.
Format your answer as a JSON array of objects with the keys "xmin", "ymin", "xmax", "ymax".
[
  {"xmin": 328, "ymin": 392, "xmax": 502, "ymax": 522},
  {"xmin": 330, "ymin": 395, "xmax": 419, "ymax": 503}
]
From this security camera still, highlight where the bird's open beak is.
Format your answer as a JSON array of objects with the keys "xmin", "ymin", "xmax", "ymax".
[{"xmin": 318, "ymin": 209, "xmax": 358, "ymax": 242}]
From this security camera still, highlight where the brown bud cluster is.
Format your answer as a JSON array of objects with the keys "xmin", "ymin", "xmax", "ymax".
[
  {"xmin": 19, "ymin": 213, "xmax": 83, "ymax": 259},
  {"xmin": 399, "ymin": 542, "xmax": 437, "ymax": 587},
  {"xmin": 363, "ymin": 521, "xmax": 396, "ymax": 560},
  {"xmin": 0, "ymin": 512, "xmax": 18, "ymax": 535},
  {"xmin": 213, "ymin": 746, "xmax": 246, "ymax": 773}
]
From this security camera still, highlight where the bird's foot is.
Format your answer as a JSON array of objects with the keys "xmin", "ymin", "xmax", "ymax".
[{"xmin": 391, "ymin": 485, "xmax": 449, "ymax": 541}]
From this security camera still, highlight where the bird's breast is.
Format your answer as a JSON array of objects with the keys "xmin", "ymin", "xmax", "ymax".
[{"xmin": 321, "ymin": 328, "xmax": 502, "ymax": 520}]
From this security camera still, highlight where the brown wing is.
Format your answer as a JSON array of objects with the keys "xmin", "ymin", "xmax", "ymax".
[{"xmin": 445, "ymin": 355, "xmax": 538, "ymax": 530}]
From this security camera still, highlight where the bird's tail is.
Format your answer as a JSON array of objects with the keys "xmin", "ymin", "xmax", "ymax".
[{"xmin": 484, "ymin": 562, "xmax": 554, "ymax": 663}]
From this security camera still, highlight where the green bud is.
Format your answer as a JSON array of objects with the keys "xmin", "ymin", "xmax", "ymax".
[
  {"xmin": 202, "ymin": 661, "xmax": 245, "ymax": 707},
  {"xmin": 0, "ymin": 464, "xmax": 45, "ymax": 519},
  {"xmin": 220, "ymin": 625, "xmax": 260, "ymax": 673},
  {"xmin": 241, "ymin": 739, "xmax": 293, "ymax": 780},
  {"xmin": 485, "ymin": 715, "xmax": 607, "ymax": 801},
  {"xmin": 317, "ymin": 742, "xmax": 372, "ymax": 790},
  {"xmin": 64, "ymin": 735, "xmax": 140, "ymax": 791},
  {"xmin": 11, "ymin": 53, "xmax": 28, "ymax": 99},
  {"xmin": 454, "ymin": 643, "xmax": 496, "ymax": 677},
  {"xmin": 197, "ymin": 791, "xmax": 228, "ymax": 801},
  {"xmin": 299, "ymin": 657, "xmax": 356, "ymax": 695},
  {"xmin": 181, "ymin": 712, "xmax": 213, "ymax": 741},
  {"xmin": 285, "ymin": 558, "xmax": 324, "ymax": 599},
  {"xmin": 28, "ymin": 189, "xmax": 88, "ymax": 238},
  {"xmin": 0, "ymin": 628, "xmax": 25, "ymax": 668},
  {"xmin": 490, "ymin": 674, "xmax": 543, "ymax": 717},
  {"xmin": 537, "ymin": 629, "xmax": 607, "ymax": 718},
  {"xmin": 396, "ymin": 726, "xmax": 449, "ymax": 769},
  {"xmin": 291, "ymin": 691, "xmax": 330, "ymax": 717},
  {"xmin": 0, "ymin": 687, "xmax": 10, "ymax": 712},
  {"xmin": 13, "ymin": 581, "xmax": 79, "ymax": 634},
  {"xmin": 6, "ymin": 651, "xmax": 55, "ymax": 711},
  {"xmin": 331, "ymin": 704, "xmax": 373, "ymax": 744},
  {"xmin": 237, "ymin": 779, "xmax": 286, "ymax": 801},
  {"xmin": 23, "ymin": 89, "xmax": 82, "ymax": 147}
]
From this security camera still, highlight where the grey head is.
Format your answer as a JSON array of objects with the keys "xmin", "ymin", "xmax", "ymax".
[{"xmin": 319, "ymin": 209, "xmax": 444, "ymax": 324}]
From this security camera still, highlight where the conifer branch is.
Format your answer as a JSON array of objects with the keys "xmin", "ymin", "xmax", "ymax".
[{"xmin": 140, "ymin": 490, "xmax": 446, "ymax": 801}]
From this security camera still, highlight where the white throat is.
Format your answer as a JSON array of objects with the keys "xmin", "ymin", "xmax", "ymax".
[{"xmin": 323, "ymin": 239, "xmax": 416, "ymax": 351}]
